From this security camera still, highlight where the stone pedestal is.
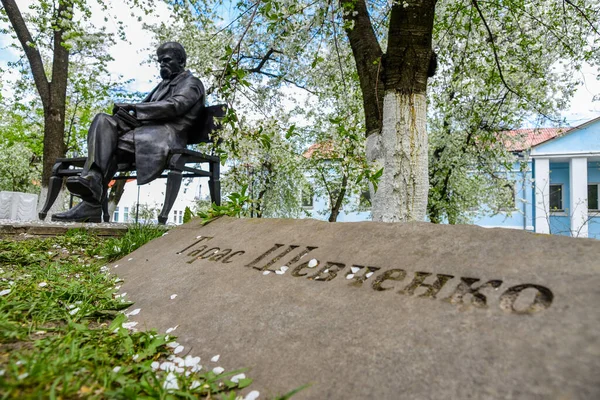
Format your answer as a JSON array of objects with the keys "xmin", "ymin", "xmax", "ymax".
[{"xmin": 0, "ymin": 191, "xmax": 39, "ymax": 221}]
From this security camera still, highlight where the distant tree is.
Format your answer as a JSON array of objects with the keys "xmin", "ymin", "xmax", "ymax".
[
  {"xmin": 0, "ymin": 142, "xmax": 39, "ymax": 193},
  {"xmin": 183, "ymin": 206, "xmax": 193, "ymax": 223},
  {"xmin": 0, "ymin": 0, "xmax": 152, "ymax": 210}
]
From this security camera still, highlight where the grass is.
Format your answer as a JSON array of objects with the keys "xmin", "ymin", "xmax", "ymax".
[{"xmin": 0, "ymin": 226, "xmax": 284, "ymax": 399}]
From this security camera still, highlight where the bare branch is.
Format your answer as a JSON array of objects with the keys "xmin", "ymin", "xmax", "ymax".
[
  {"xmin": 564, "ymin": 0, "xmax": 600, "ymax": 36},
  {"xmin": 470, "ymin": 0, "xmax": 519, "ymax": 98},
  {"xmin": 1, "ymin": 0, "xmax": 50, "ymax": 105}
]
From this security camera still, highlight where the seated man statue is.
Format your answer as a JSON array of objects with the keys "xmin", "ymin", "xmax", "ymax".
[{"xmin": 52, "ymin": 42, "xmax": 204, "ymax": 222}]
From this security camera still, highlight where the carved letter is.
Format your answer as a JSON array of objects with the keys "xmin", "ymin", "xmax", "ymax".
[
  {"xmin": 292, "ymin": 260, "xmax": 317, "ymax": 277},
  {"xmin": 187, "ymin": 245, "xmax": 207, "ymax": 257},
  {"xmin": 198, "ymin": 247, "xmax": 220, "ymax": 259},
  {"xmin": 442, "ymin": 277, "xmax": 503, "ymax": 308},
  {"xmin": 308, "ymin": 262, "xmax": 345, "ymax": 282},
  {"xmin": 209, "ymin": 249, "xmax": 231, "ymax": 262},
  {"xmin": 399, "ymin": 272, "xmax": 454, "ymax": 298},
  {"xmin": 221, "ymin": 251, "xmax": 245, "ymax": 264},
  {"xmin": 177, "ymin": 236, "xmax": 213, "ymax": 254},
  {"xmin": 499, "ymin": 284, "xmax": 554, "ymax": 314},
  {"xmin": 371, "ymin": 269, "xmax": 406, "ymax": 291},
  {"xmin": 244, "ymin": 244, "xmax": 284, "ymax": 269},
  {"xmin": 346, "ymin": 266, "xmax": 381, "ymax": 287}
]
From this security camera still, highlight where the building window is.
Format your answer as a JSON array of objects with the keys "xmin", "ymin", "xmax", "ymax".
[
  {"xmin": 301, "ymin": 188, "xmax": 314, "ymax": 208},
  {"xmin": 124, "ymin": 207, "xmax": 129, "ymax": 222},
  {"xmin": 178, "ymin": 210, "xmax": 183, "ymax": 224},
  {"xmin": 589, "ymin": 184, "xmax": 599, "ymax": 210},
  {"xmin": 113, "ymin": 207, "xmax": 119, "ymax": 222},
  {"xmin": 549, "ymin": 184, "xmax": 563, "ymax": 211},
  {"xmin": 173, "ymin": 211, "xmax": 178, "ymax": 223}
]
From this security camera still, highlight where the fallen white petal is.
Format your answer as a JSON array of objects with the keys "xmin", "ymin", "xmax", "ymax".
[
  {"xmin": 280, "ymin": 266, "xmax": 289, "ymax": 272},
  {"xmin": 113, "ymin": 265, "xmax": 119, "ymax": 268},
  {"xmin": 128, "ymin": 258, "xmax": 133, "ymax": 261},
  {"xmin": 38, "ymin": 282, "xmax": 48, "ymax": 287},
  {"xmin": 173, "ymin": 357, "xmax": 185, "ymax": 366},
  {"xmin": 126, "ymin": 308, "xmax": 141, "ymax": 316},
  {"xmin": 170, "ymin": 294, "xmax": 177, "ymax": 300},
  {"xmin": 211, "ymin": 354, "xmax": 220, "ymax": 362},
  {"xmin": 190, "ymin": 380, "xmax": 201, "ymax": 389},
  {"xmin": 323, "ymin": 269, "xmax": 329, "ymax": 274},
  {"xmin": 346, "ymin": 274, "xmax": 355, "ymax": 280},
  {"xmin": 163, "ymin": 372, "xmax": 178, "ymax": 390},
  {"xmin": 69, "ymin": 307, "xmax": 80, "ymax": 315},
  {"xmin": 122, "ymin": 321, "xmax": 138, "ymax": 329},
  {"xmin": 262, "ymin": 271, "xmax": 271, "ymax": 275},
  {"xmin": 151, "ymin": 361, "xmax": 160, "ymax": 370},
  {"xmin": 366, "ymin": 272, "xmax": 374, "ymax": 278},
  {"xmin": 231, "ymin": 373, "xmax": 246, "ymax": 383},
  {"xmin": 112, "ymin": 366, "xmax": 121, "ymax": 373},
  {"xmin": 68, "ymin": 304, "xmax": 76, "ymax": 309},
  {"xmin": 174, "ymin": 345, "xmax": 184, "ymax": 354},
  {"xmin": 166, "ymin": 325, "xmax": 179, "ymax": 334},
  {"xmin": 184, "ymin": 355, "xmax": 201, "ymax": 367},
  {"xmin": 351, "ymin": 266, "xmax": 360, "ymax": 274},
  {"xmin": 17, "ymin": 373, "xmax": 29, "ymax": 380},
  {"xmin": 212, "ymin": 366, "xmax": 224, "ymax": 375},
  {"xmin": 245, "ymin": 390, "xmax": 260, "ymax": 400},
  {"xmin": 160, "ymin": 361, "xmax": 174, "ymax": 371},
  {"xmin": 132, "ymin": 354, "xmax": 139, "ymax": 361},
  {"xmin": 191, "ymin": 364, "xmax": 202, "ymax": 372},
  {"xmin": 307, "ymin": 259, "xmax": 318, "ymax": 268},
  {"xmin": 167, "ymin": 341, "xmax": 180, "ymax": 349},
  {"xmin": 275, "ymin": 270, "xmax": 285, "ymax": 275},
  {"xmin": 0, "ymin": 289, "xmax": 11, "ymax": 296}
]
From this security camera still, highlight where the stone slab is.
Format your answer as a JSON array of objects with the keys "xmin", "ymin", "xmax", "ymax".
[
  {"xmin": 0, "ymin": 220, "xmax": 129, "ymax": 238},
  {"xmin": 114, "ymin": 217, "xmax": 600, "ymax": 399}
]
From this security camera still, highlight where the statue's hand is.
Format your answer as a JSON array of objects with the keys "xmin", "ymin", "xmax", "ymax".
[{"xmin": 112, "ymin": 103, "xmax": 135, "ymax": 115}]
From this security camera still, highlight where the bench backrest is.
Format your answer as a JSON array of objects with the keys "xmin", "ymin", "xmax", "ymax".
[{"xmin": 188, "ymin": 104, "xmax": 228, "ymax": 145}]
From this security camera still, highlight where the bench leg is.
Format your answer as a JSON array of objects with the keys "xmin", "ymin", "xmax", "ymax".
[
  {"xmin": 158, "ymin": 170, "xmax": 182, "ymax": 224},
  {"xmin": 102, "ymin": 192, "xmax": 109, "ymax": 223},
  {"xmin": 209, "ymin": 161, "xmax": 221, "ymax": 206},
  {"xmin": 39, "ymin": 176, "xmax": 63, "ymax": 220}
]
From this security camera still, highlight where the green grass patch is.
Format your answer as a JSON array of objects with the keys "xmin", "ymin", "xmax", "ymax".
[{"xmin": 0, "ymin": 226, "xmax": 274, "ymax": 399}]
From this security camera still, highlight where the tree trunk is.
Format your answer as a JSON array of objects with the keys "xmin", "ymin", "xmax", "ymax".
[
  {"xmin": 367, "ymin": 92, "xmax": 428, "ymax": 222},
  {"xmin": 344, "ymin": 0, "xmax": 436, "ymax": 222}
]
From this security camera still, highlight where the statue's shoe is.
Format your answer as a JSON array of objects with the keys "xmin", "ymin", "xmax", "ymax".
[
  {"xmin": 66, "ymin": 171, "xmax": 102, "ymax": 204},
  {"xmin": 51, "ymin": 201, "xmax": 102, "ymax": 223}
]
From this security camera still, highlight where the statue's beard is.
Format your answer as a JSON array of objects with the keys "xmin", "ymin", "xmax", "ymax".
[{"xmin": 160, "ymin": 67, "xmax": 172, "ymax": 79}]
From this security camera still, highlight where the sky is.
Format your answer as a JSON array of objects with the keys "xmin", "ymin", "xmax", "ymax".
[{"xmin": 1, "ymin": 0, "xmax": 600, "ymax": 128}]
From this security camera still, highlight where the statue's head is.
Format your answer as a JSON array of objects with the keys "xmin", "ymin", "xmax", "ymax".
[{"xmin": 157, "ymin": 42, "xmax": 187, "ymax": 79}]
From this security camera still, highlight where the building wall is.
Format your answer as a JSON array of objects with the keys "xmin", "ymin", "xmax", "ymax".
[
  {"xmin": 472, "ymin": 162, "xmax": 533, "ymax": 231},
  {"xmin": 113, "ymin": 177, "xmax": 209, "ymax": 224}
]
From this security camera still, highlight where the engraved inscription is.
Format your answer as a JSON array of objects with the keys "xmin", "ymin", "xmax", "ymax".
[
  {"xmin": 346, "ymin": 265, "xmax": 381, "ymax": 287},
  {"xmin": 308, "ymin": 261, "xmax": 345, "ymax": 281},
  {"xmin": 372, "ymin": 269, "xmax": 406, "ymax": 291},
  {"xmin": 499, "ymin": 284, "xmax": 554, "ymax": 314},
  {"xmin": 442, "ymin": 278, "xmax": 503, "ymax": 308},
  {"xmin": 399, "ymin": 272, "xmax": 454, "ymax": 299},
  {"xmin": 177, "ymin": 237, "xmax": 555, "ymax": 314}
]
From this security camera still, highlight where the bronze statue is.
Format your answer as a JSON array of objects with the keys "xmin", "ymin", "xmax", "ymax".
[{"xmin": 52, "ymin": 42, "xmax": 205, "ymax": 222}]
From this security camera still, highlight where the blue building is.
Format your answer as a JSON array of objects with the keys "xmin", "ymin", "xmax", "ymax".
[
  {"xmin": 473, "ymin": 117, "xmax": 600, "ymax": 239},
  {"xmin": 306, "ymin": 116, "xmax": 600, "ymax": 239}
]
